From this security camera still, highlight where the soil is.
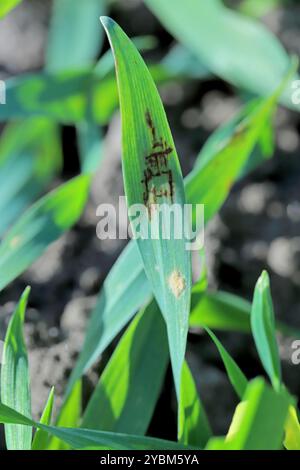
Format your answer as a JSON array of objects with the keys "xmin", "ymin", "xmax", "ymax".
[{"xmin": 0, "ymin": 0, "xmax": 299, "ymax": 445}]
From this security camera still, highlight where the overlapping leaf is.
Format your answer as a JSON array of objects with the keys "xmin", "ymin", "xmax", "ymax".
[
  {"xmin": 31, "ymin": 387, "xmax": 54, "ymax": 450},
  {"xmin": 0, "ymin": 287, "xmax": 32, "ymax": 450},
  {"xmin": 81, "ymin": 300, "xmax": 168, "ymax": 435},
  {"xmin": 0, "ymin": 403, "xmax": 197, "ymax": 450},
  {"xmin": 178, "ymin": 362, "xmax": 211, "ymax": 447},
  {"xmin": 250, "ymin": 271, "xmax": 281, "ymax": 390},
  {"xmin": 46, "ymin": 0, "xmax": 106, "ymax": 72},
  {"xmin": 0, "ymin": 118, "xmax": 62, "ymax": 236},
  {"xmin": 0, "ymin": 175, "xmax": 90, "ymax": 292},
  {"xmin": 206, "ymin": 378, "xmax": 292, "ymax": 450}
]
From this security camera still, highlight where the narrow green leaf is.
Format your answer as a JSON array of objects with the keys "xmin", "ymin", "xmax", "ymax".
[
  {"xmin": 144, "ymin": 0, "xmax": 299, "ymax": 111},
  {"xmin": 209, "ymin": 378, "xmax": 292, "ymax": 450},
  {"xmin": 101, "ymin": 17, "xmax": 191, "ymax": 397},
  {"xmin": 0, "ymin": 118, "xmax": 62, "ymax": 236},
  {"xmin": 76, "ymin": 121, "xmax": 103, "ymax": 174},
  {"xmin": 47, "ymin": 380, "xmax": 82, "ymax": 450},
  {"xmin": 81, "ymin": 300, "xmax": 168, "ymax": 435},
  {"xmin": 0, "ymin": 175, "xmax": 90, "ymax": 292},
  {"xmin": 250, "ymin": 271, "xmax": 281, "ymax": 390},
  {"xmin": 284, "ymin": 406, "xmax": 300, "ymax": 450},
  {"xmin": 0, "ymin": 0, "xmax": 22, "ymax": 18},
  {"xmin": 0, "ymin": 287, "xmax": 32, "ymax": 450},
  {"xmin": 0, "ymin": 403, "xmax": 197, "ymax": 450},
  {"xmin": 190, "ymin": 290, "xmax": 251, "ymax": 333},
  {"xmin": 178, "ymin": 361, "xmax": 212, "ymax": 447},
  {"xmin": 46, "ymin": 0, "xmax": 106, "ymax": 72},
  {"xmin": 31, "ymin": 387, "xmax": 54, "ymax": 450},
  {"xmin": 0, "ymin": 66, "xmax": 181, "ymax": 125},
  {"xmin": 204, "ymin": 327, "xmax": 248, "ymax": 399},
  {"xmin": 66, "ymin": 241, "xmax": 152, "ymax": 396}
]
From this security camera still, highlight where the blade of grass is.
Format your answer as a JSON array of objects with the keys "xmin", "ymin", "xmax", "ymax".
[
  {"xmin": 31, "ymin": 387, "xmax": 54, "ymax": 450},
  {"xmin": 0, "ymin": 287, "xmax": 32, "ymax": 450},
  {"xmin": 65, "ymin": 241, "xmax": 152, "ymax": 396},
  {"xmin": 178, "ymin": 361, "xmax": 212, "ymax": 447},
  {"xmin": 204, "ymin": 327, "xmax": 248, "ymax": 399},
  {"xmin": 250, "ymin": 271, "xmax": 281, "ymax": 390},
  {"xmin": 81, "ymin": 300, "xmax": 168, "ymax": 435},
  {"xmin": 76, "ymin": 121, "xmax": 103, "ymax": 174},
  {"xmin": 47, "ymin": 380, "xmax": 81, "ymax": 450},
  {"xmin": 0, "ymin": 174, "xmax": 90, "ymax": 292},
  {"xmin": 0, "ymin": 403, "xmax": 197, "ymax": 450},
  {"xmin": 284, "ymin": 406, "xmax": 300, "ymax": 450},
  {"xmin": 46, "ymin": 0, "xmax": 106, "ymax": 72},
  {"xmin": 206, "ymin": 378, "xmax": 293, "ymax": 450},
  {"xmin": 190, "ymin": 290, "xmax": 251, "ymax": 333},
  {"xmin": 101, "ymin": 16, "xmax": 191, "ymax": 397},
  {"xmin": 0, "ymin": 118, "xmax": 62, "ymax": 236}
]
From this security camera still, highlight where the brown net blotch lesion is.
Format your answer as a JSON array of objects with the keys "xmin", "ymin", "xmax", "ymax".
[{"xmin": 141, "ymin": 110, "xmax": 175, "ymax": 215}]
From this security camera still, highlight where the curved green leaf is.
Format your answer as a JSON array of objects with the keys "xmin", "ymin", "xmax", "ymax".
[
  {"xmin": 0, "ymin": 287, "xmax": 32, "ymax": 450},
  {"xmin": 0, "ymin": 175, "xmax": 90, "ymax": 292},
  {"xmin": 81, "ymin": 300, "xmax": 168, "ymax": 435},
  {"xmin": 46, "ymin": 0, "xmax": 106, "ymax": 72},
  {"xmin": 0, "ymin": 403, "xmax": 197, "ymax": 450},
  {"xmin": 204, "ymin": 327, "xmax": 248, "ymax": 399},
  {"xmin": 101, "ymin": 16, "xmax": 191, "ymax": 397},
  {"xmin": 250, "ymin": 271, "xmax": 281, "ymax": 390},
  {"xmin": 31, "ymin": 387, "xmax": 54, "ymax": 450},
  {"xmin": 0, "ymin": 118, "xmax": 62, "ymax": 236},
  {"xmin": 178, "ymin": 361, "xmax": 211, "ymax": 447}
]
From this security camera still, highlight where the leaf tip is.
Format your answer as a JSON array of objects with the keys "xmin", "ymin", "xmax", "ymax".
[{"xmin": 100, "ymin": 16, "xmax": 116, "ymax": 32}]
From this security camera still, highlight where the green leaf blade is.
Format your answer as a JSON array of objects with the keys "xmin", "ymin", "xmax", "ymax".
[
  {"xmin": 101, "ymin": 17, "xmax": 191, "ymax": 397},
  {"xmin": 81, "ymin": 300, "xmax": 168, "ymax": 435},
  {"xmin": 0, "ymin": 287, "xmax": 32, "ymax": 450},
  {"xmin": 31, "ymin": 387, "xmax": 55, "ymax": 450},
  {"xmin": 250, "ymin": 271, "xmax": 281, "ymax": 390},
  {"xmin": 0, "ymin": 175, "xmax": 90, "ymax": 292},
  {"xmin": 178, "ymin": 361, "xmax": 212, "ymax": 447}
]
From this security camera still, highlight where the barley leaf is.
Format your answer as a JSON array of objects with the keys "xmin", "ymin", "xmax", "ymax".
[
  {"xmin": 66, "ymin": 241, "xmax": 152, "ymax": 395},
  {"xmin": 46, "ymin": 0, "xmax": 106, "ymax": 72},
  {"xmin": 47, "ymin": 380, "xmax": 82, "ymax": 450},
  {"xmin": 250, "ymin": 271, "xmax": 281, "ymax": 390},
  {"xmin": 207, "ymin": 378, "xmax": 292, "ymax": 450},
  {"xmin": 0, "ymin": 175, "xmax": 90, "ymax": 292},
  {"xmin": 101, "ymin": 16, "xmax": 191, "ymax": 397},
  {"xmin": 284, "ymin": 406, "xmax": 300, "ymax": 450},
  {"xmin": 81, "ymin": 300, "xmax": 168, "ymax": 435},
  {"xmin": 204, "ymin": 327, "xmax": 248, "ymax": 399},
  {"xmin": 178, "ymin": 361, "xmax": 212, "ymax": 447},
  {"xmin": 190, "ymin": 290, "xmax": 251, "ymax": 333},
  {"xmin": 0, "ymin": 287, "xmax": 32, "ymax": 450},
  {"xmin": 0, "ymin": 403, "xmax": 197, "ymax": 450},
  {"xmin": 31, "ymin": 387, "xmax": 54, "ymax": 450},
  {"xmin": 0, "ymin": 118, "xmax": 62, "ymax": 236}
]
